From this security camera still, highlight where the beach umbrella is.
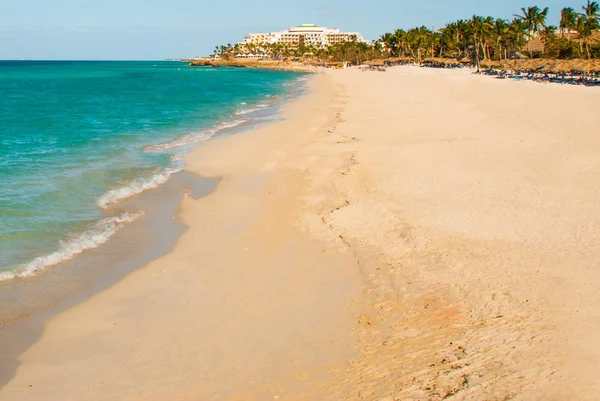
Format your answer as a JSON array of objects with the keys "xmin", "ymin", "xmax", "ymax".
[
  {"xmin": 459, "ymin": 56, "xmax": 473, "ymax": 64},
  {"xmin": 480, "ymin": 59, "xmax": 501, "ymax": 69},
  {"xmin": 365, "ymin": 59, "xmax": 384, "ymax": 66},
  {"xmin": 439, "ymin": 58, "xmax": 460, "ymax": 66},
  {"xmin": 571, "ymin": 59, "xmax": 590, "ymax": 74},
  {"xmin": 542, "ymin": 60, "xmax": 559, "ymax": 73}
]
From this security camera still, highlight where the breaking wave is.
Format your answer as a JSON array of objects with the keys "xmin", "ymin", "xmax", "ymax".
[
  {"xmin": 143, "ymin": 119, "xmax": 248, "ymax": 152},
  {"xmin": 0, "ymin": 212, "xmax": 143, "ymax": 281},
  {"xmin": 235, "ymin": 103, "xmax": 269, "ymax": 116},
  {"xmin": 96, "ymin": 165, "xmax": 183, "ymax": 209}
]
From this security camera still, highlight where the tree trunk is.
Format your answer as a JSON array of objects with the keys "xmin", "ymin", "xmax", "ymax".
[
  {"xmin": 585, "ymin": 42, "xmax": 591, "ymax": 60},
  {"xmin": 475, "ymin": 39, "xmax": 481, "ymax": 72},
  {"xmin": 529, "ymin": 31, "xmax": 534, "ymax": 57},
  {"xmin": 497, "ymin": 39, "xmax": 502, "ymax": 60}
]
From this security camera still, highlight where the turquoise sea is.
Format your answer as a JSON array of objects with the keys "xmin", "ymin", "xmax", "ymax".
[{"xmin": 0, "ymin": 61, "xmax": 306, "ymax": 280}]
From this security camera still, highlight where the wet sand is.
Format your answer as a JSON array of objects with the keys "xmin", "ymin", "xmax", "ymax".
[
  {"xmin": 0, "ymin": 172, "xmax": 217, "ymax": 388},
  {"xmin": 2, "ymin": 67, "xmax": 600, "ymax": 400}
]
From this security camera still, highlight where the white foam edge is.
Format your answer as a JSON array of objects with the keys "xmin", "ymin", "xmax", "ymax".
[
  {"xmin": 96, "ymin": 165, "xmax": 183, "ymax": 209},
  {"xmin": 143, "ymin": 119, "xmax": 248, "ymax": 152},
  {"xmin": 0, "ymin": 212, "xmax": 143, "ymax": 282}
]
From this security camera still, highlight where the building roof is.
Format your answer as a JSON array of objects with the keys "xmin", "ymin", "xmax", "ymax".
[{"xmin": 289, "ymin": 25, "xmax": 330, "ymax": 33}]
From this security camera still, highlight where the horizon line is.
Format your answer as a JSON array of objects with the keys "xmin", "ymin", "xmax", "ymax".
[{"xmin": 0, "ymin": 59, "xmax": 184, "ymax": 62}]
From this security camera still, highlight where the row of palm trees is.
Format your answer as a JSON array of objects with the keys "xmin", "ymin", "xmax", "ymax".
[
  {"xmin": 379, "ymin": 2, "xmax": 599, "ymax": 64},
  {"xmin": 560, "ymin": 2, "xmax": 600, "ymax": 57},
  {"xmin": 213, "ymin": 40, "xmax": 376, "ymax": 64},
  {"xmin": 213, "ymin": 2, "xmax": 599, "ymax": 65},
  {"xmin": 380, "ymin": 16, "xmax": 532, "ymax": 65},
  {"xmin": 214, "ymin": 42, "xmax": 303, "ymax": 60}
]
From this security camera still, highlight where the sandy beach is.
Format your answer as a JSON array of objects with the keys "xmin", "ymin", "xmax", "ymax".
[{"xmin": 2, "ymin": 66, "xmax": 600, "ymax": 400}]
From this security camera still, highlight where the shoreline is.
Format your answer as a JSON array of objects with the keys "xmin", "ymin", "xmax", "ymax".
[
  {"xmin": 2, "ymin": 66, "xmax": 600, "ymax": 399},
  {"xmin": 185, "ymin": 58, "xmax": 316, "ymax": 72},
  {"xmin": 0, "ymin": 72, "xmax": 360, "ymax": 399},
  {"xmin": 0, "ymin": 67, "xmax": 307, "ymax": 293},
  {"xmin": 0, "ymin": 70, "xmax": 310, "ymax": 386},
  {"xmin": 0, "ymin": 171, "xmax": 218, "ymax": 387},
  {"xmin": 0, "ymin": 63, "xmax": 309, "ymax": 284}
]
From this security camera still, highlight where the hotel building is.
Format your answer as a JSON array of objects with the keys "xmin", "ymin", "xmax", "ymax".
[{"xmin": 241, "ymin": 24, "xmax": 367, "ymax": 48}]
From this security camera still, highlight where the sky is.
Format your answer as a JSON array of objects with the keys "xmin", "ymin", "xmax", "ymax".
[{"xmin": 0, "ymin": 0, "xmax": 589, "ymax": 60}]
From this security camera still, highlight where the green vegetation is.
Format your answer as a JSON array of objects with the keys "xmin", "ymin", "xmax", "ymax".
[
  {"xmin": 213, "ymin": 2, "xmax": 600, "ymax": 66},
  {"xmin": 377, "ymin": 2, "xmax": 599, "ymax": 66}
]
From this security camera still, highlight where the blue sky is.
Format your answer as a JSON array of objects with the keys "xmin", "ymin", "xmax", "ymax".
[{"xmin": 0, "ymin": 0, "xmax": 588, "ymax": 60}]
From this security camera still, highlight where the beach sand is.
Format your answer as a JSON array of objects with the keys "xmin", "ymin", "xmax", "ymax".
[{"xmin": 1, "ymin": 67, "xmax": 600, "ymax": 400}]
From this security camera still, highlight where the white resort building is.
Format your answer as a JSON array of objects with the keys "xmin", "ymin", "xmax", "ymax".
[{"xmin": 241, "ymin": 24, "xmax": 367, "ymax": 48}]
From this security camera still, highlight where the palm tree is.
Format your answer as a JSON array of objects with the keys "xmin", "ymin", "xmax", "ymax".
[
  {"xmin": 505, "ymin": 18, "xmax": 529, "ymax": 57},
  {"xmin": 379, "ymin": 29, "xmax": 408, "ymax": 58},
  {"xmin": 575, "ymin": 15, "xmax": 590, "ymax": 57},
  {"xmin": 370, "ymin": 39, "xmax": 385, "ymax": 59},
  {"xmin": 470, "ymin": 16, "xmax": 494, "ymax": 69},
  {"xmin": 516, "ymin": 6, "xmax": 549, "ymax": 56},
  {"xmin": 456, "ymin": 20, "xmax": 471, "ymax": 58},
  {"xmin": 583, "ymin": 0, "xmax": 600, "ymax": 21},
  {"xmin": 393, "ymin": 29, "xmax": 408, "ymax": 57},
  {"xmin": 379, "ymin": 32, "xmax": 394, "ymax": 56},
  {"xmin": 540, "ymin": 24, "xmax": 558, "ymax": 53},
  {"xmin": 574, "ymin": 13, "xmax": 599, "ymax": 59},
  {"xmin": 480, "ymin": 16, "xmax": 496, "ymax": 59},
  {"xmin": 494, "ymin": 19, "xmax": 509, "ymax": 59},
  {"xmin": 439, "ymin": 23, "xmax": 459, "ymax": 58},
  {"xmin": 560, "ymin": 7, "xmax": 578, "ymax": 37},
  {"xmin": 408, "ymin": 26, "xmax": 434, "ymax": 65}
]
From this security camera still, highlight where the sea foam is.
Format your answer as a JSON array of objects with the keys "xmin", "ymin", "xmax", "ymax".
[
  {"xmin": 235, "ymin": 103, "xmax": 268, "ymax": 116},
  {"xmin": 235, "ymin": 107, "xmax": 262, "ymax": 116},
  {"xmin": 96, "ymin": 165, "xmax": 183, "ymax": 209},
  {"xmin": 144, "ymin": 119, "xmax": 248, "ymax": 152},
  {"xmin": 98, "ymin": 118, "xmax": 250, "ymax": 209},
  {"xmin": 0, "ymin": 212, "xmax": 142, "ymax": 281}
]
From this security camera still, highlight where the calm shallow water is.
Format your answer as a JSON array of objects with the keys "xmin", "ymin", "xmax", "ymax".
[{"xmin": 0, "ymin": 61, "xmax": 307, "ymax": 279}]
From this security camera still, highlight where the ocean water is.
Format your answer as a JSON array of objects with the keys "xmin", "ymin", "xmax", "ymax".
[{"xmin": 0, "ymin": 61, "xmax": 307, "ymax": 280}]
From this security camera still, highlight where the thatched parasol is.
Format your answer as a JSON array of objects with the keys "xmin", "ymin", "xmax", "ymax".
[
  {"xmin": 498, "ymin": 58, "xmax": 600, "ymax": 76},
  {"xmin": 365, "ymin": 59, "xmax": 385, "ymax": 66},
  {"xmin": 423, "ymin": 57, "xmax": 460, "ymax": 66},
  {"xmin": 573, "ymin": 60, "xmax": 593, "ymax": 73},
  {"xmin": 479, "ymin": 59, "xmax": 502, "ymax": 69},
  {"xmin": 385, "ymin": 57, "xmax": 415, "ymax": 65}
]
